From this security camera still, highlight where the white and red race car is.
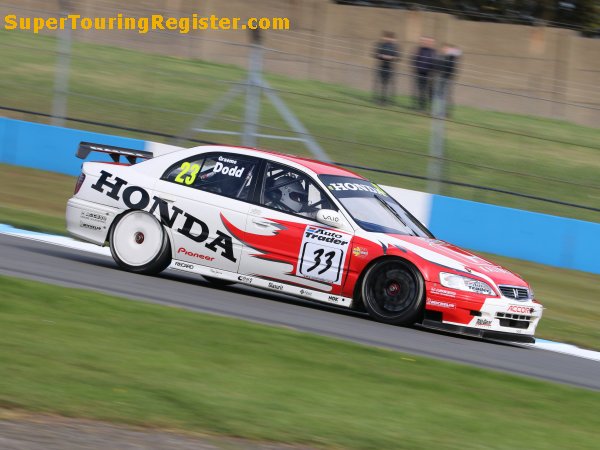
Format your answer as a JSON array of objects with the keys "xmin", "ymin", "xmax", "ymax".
[{"xmin": 67, "ymin": 142, "xmax": 543, "ymax": 342}]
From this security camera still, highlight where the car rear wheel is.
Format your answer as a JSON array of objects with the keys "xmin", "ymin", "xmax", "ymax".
[
  {"xmin": 361, "ymin": 259, "xmax": 425, "ymax": 325},
  {"xmin": 109, "ymin": 210, "xmax": 171, "ymax": 275}
]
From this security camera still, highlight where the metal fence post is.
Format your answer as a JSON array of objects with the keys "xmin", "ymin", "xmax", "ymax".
[
  {"xmin": 242, "ymin": 30, "xmax": 263, "ymax": 147},
  {"xmin": 51, "ymin": 0, "xmax": 72, "ymax": 127},
  {"xmin": 427, "ymin": 75, "xmax": 446, "ymax": 195}
]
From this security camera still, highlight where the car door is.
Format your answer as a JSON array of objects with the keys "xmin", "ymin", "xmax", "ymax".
[
  {"xmin": 237, "ymin": 161, "xmax": 353, "ymax": 293},
  {"xmin": 153, "ymin": 152, "xmax": 259, "ymax": 274}
]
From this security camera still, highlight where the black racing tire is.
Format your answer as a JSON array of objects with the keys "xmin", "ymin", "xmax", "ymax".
[
  {"xmin": 361, "ymin": 258, "xmax": 425, "ymax": 325},
  {"xmin": 109, "ymin": 210, "xmax": 171, "ymax": 275},
  {"xmin": 202, "ymin": 276, "xmax": 236, "ymax": 287}
]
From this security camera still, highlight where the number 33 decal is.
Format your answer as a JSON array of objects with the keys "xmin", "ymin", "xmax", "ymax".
[
  {"xmin": 297, "ymin": 226, "xmax": 351, "ymax": 285},
  {"xmin": 306, "ymin": 248, "xmax": 336, "ymax": 275}
]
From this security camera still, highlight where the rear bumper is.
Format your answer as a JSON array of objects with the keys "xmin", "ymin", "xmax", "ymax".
[
  {"xmin": 421, "ymin": 319, "xmax": 536, "ymax": 344},
  {"xmin": 66, "ymin": 197, "xmax": 120, "ymax": 245}
]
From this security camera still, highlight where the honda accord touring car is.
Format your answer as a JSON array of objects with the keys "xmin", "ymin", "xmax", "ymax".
[{"xmin": 66, "ymin": 142, "xmax": 543, "ymax": 342}]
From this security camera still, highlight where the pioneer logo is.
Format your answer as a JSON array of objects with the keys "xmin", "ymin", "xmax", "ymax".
[
  {"xmin": 174, "ymin": 261, "xmax": 195, "ymax": 270},
  {"xmin": 238, "ymin": 275, "xmax": 253, "ymax": 284},
  {"xmin": 268, "ymin": 282, "xmax": 283, "ymax": 291},
  {"xmin": 91, "ymin": 170, "xmax": 237, "ymax": 262},
  {"xmin": 177, "ymin": 247, "xmax": 215, "ymax": 261}
]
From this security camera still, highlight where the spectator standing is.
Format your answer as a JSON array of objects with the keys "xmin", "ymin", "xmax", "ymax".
[
  {"xmin": 373, "ymin": 31, "xmax": 400, "ymax": 105},
  {"xmin": 435, "ymin": 43, "xmax": 462, "ymax": 117},
  {"xmin": 411, "ymin": 36, "xmax": 436, "ymax": 111}
]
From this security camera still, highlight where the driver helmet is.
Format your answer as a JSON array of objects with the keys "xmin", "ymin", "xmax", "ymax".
[{"xmin": 269, "ymin": 176, "xmax": 308, "ymax": 212}]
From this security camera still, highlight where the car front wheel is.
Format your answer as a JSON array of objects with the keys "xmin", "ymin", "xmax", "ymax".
[
  {"xmin": 109, "ymin": 210, "xmax": 171, "ymax": 275},
  {"xmin": 361, "ymin": 259, "xmax": 425, "ymax": 325}
]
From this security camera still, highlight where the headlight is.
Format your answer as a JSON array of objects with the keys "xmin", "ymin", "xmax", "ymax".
[{"xmin": 439, "ymin": 272, "xmax": 495, "ymax": 296}]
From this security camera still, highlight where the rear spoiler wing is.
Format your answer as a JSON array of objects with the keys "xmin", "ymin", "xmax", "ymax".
[{"xmin": 76, "ymin": 142, "xmax": 153, "ymax": 164}]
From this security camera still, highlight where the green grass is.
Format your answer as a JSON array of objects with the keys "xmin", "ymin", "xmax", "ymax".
[
  {"xmin": 478, "ymin": 253, "xmax": 600, "ymax": 349},
  {"xmin": 1, "ymin": 275, "xmax": 599, "ymax": 450},
  {"xmin": 0, "ymin": 164, "xmax": 73, "ymax": 235},
  {"xmin": 1, "ymin": 162, "xmax": 599, "ymax": 350},
  {"xmin": 1, "ymin": 30, "xmax": 599, "ymax": 222}
]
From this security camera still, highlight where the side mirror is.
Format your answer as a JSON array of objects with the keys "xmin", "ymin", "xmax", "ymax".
[{"xmin": 316, "ymin": 209, "xmax": 349, "ymax": 230}]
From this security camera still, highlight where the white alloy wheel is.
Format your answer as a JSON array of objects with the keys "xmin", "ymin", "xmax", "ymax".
[{"xmin": 110, "ymin": 210, "xmax": 171, "ymax": 274}]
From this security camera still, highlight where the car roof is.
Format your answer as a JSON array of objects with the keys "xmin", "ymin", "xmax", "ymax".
[
  {"xmin": 269, "ymin": 152, "xmax": 366, "ymax": 179},
  {"xmin": 197, "ymin": 145, "xmax": 366, "ymax": 179}
]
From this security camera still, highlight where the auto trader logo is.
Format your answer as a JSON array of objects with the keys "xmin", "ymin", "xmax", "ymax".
[{"xmin": 304, "ymin": 227, "xmax": 348, "ymax": 245}]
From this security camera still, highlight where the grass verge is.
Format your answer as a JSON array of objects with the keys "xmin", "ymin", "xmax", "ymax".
[
  {"xmin": 480, "ymin": 253, "xmax": 600, "ymax": 349},
  {"xmin": 0, "ymin": 163, "xmax": 73, "ymax": 235},
  {"xmin": 1, "ymin": 275, "xmax": 599, "ymax": 449},
  {"xmin": 1, "ymin": 30, "xmax": 599, "ymax": 222},
  {"xmin": 1, "ymin": 163, "xmax": 599, "ymax": 350}
]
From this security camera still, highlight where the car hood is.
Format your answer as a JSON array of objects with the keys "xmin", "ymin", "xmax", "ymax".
[{"xmin": 381, "ymin": 234, "xmax": 527, "ymax": 287}]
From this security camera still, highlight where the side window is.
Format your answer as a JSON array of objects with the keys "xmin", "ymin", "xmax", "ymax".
[
  {"xmin": 260, "ymin": 163, "xmax": 336, "ymax": 218},
  {"xmin": 162, "ymin": 153, "xmax": 258, "ymax": 201}
]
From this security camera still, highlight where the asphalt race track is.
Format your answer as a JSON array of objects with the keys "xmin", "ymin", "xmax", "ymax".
[{"xmin": 1, "ymin": 233, "xmax": 599, "ymax": 390}]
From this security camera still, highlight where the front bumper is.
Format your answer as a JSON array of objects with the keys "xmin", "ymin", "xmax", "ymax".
[{"xmin": 425, "ymin": 283, "xmax": 543, "ymax": 338}]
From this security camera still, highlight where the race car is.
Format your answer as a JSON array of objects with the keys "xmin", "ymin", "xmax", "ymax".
[{"xmin": 66, "ymin": 142, "xmax": 543, "ymax": 342}]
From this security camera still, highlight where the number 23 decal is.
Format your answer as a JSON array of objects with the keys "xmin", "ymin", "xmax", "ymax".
[{"xmin": 174, "ymin": 162, "xmax": 200, "ymax": 185}]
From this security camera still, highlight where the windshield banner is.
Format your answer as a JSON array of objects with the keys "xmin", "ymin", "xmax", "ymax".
[{"xmin": 321, "ymin": 176, "xmax": 388, "ymax": 198}]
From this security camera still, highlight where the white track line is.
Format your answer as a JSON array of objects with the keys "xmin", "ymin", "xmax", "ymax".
[
  {"xmin": 0, "ymin": 224, "xmax": 111, "ymax": 256},
  {"xmin": 1, "ymin": 224, "xmax": 599, "ymax": 362}
]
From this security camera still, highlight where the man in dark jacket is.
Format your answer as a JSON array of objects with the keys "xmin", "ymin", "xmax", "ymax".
[
  {"xmin": 373, "ymin": 31, "xmax": 400, "ymax": 105},
  {"xmin": 411, "ymin": 36, "xmax": 436, "ymax": 111},
  {"xmin": 435, "ymin": 43, "xmax": 462, "ymax": 117}
]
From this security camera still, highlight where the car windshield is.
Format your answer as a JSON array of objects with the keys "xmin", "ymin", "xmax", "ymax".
[{"xmin": 320, "ymin": 175, "xmax": 434, "ymax": 238}]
